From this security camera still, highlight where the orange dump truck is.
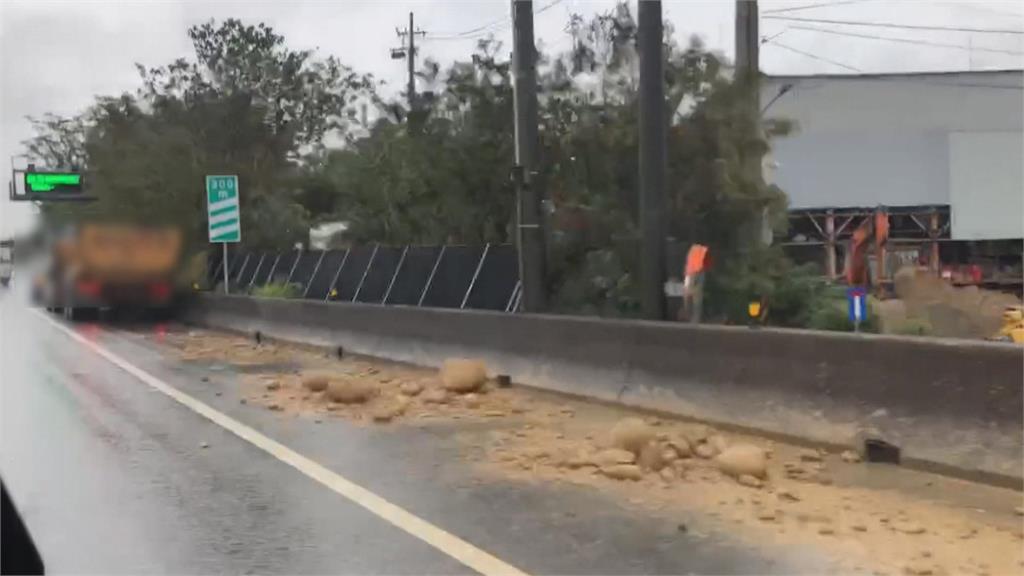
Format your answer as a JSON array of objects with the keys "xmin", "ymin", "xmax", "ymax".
[{"xmin": 36, "ymin": 224, "xmax": 184, "ymax": 320}]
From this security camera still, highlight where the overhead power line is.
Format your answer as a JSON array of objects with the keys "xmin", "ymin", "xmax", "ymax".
[
  {"xmin": 427, "ymin": 0, "xmax": 564, "ymax": 41},
  {"xmin": 789, "ymin": 24, "xmax": 1024, "ymax": 55},
  {"xmin": 766, "ymin": 40, "xmax": 863, "ymax": 72},
  {"xmin": 762, "ymin": 0, "xmax": 868, "ymax": 14},
  {"xmin": 763, "ymin": 15, "xmax": 1024, "ymax": 35}
]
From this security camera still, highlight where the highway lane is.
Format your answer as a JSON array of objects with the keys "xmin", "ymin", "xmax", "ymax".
[{"xmin": 0, "ymin": 287, "xmax": 832, "ymax": 574}]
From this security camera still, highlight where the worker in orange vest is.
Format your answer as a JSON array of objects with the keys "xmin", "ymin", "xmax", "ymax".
[{"xmin": 681, "ymin": 244, "xmax": 709, "ymax": 323}]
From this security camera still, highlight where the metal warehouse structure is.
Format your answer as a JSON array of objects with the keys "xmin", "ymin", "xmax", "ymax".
[{"xmin": 762, "ymin": 69, "xmax": 1023, "ymax": 288}]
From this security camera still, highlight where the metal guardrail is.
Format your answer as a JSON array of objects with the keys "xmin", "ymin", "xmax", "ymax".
[{"xmin": 207, "ymin": 244, "xmax": 519, "ymax": 313}]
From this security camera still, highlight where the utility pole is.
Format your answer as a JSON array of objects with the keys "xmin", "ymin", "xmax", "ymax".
[
  {"xmin": 511, "ymin": 0, "xmax": 547, "ymax": 312},
  {"xmin": 638, "ymin": 0, "xmax": 667, "ymax": 320},
  {"xmin": 736, "ymin": 1, "xmax": 769, "ymax": 245},
  {"xmin": 392, "ymin": 12, "xmax": 426, "ymax": 112}
]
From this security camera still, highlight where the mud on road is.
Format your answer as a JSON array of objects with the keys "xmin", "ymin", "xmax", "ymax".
[{"xmin": 165, "ymin": 327, "xmax": 1024, "ymax": 576}]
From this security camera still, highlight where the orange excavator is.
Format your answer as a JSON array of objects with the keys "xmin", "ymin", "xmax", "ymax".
[{"xmin": 846, "ymin": 210, "xmax": 889, "ymax": 287}]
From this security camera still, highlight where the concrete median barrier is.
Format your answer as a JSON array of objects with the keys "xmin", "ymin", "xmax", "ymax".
[{"xmin": 185, "ymin": 294, "xmax": 1023, "ymax": 487}]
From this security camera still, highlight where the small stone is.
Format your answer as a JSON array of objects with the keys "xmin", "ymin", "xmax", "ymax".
[
  {"xmin": 799, "ymin": 448, "xmax": 822, "ymax": 462},
  {"xmin": 422, "ymin": 388, "xmax": 448, "ymax": 404},
  {"xmin": 600, "ymin": 464, "xmax": 644, "ymax": 481},
  {"xmin": 1014, "ymin": 506, "xmax": 1024, "ymax": 516},
  {"xmin": 268, "ymin": 403, "xmax": 283, "ymax": 411},
  {"xmin": 199, "ymin": 441, "xmax": 209, "ymax": 449},
  {"xmin": 483, "ymin": 410, "xmax": 506, "ymax": 417},
  {"xmin": 892, "ymin": 520, "xmax": 926, "ymax": 535},
  {"xmin": 957, "ymin": 527, "xmax": 977, "ymax": 540},
  {"xmin": 818, "ymin": 526, "xmax": 835, "ymax": 535},
  {"xmin": 737, "ymin": 474, "xmax": 763, "ymax": 489},
  {"xmin": 851, "ymin": 523, "xmax": 868, "ymax": 532},
  {"xmin": 463, "ymin": 393, "xmax": 482, "ymax": 409},
  {"xmin": 266, "ymin": 381, "xmax": 281, "ymax": 391},
  {"xmin": 841, "ymin": 449, "xmax": 862, "ymax": 463},
  {"xmin": 399, "ymin": 381, "xmax": 424, "ymax": 397},
  {"xmin": 715, "ymin": 443, "xmax": 768, "ymax": 479},
  {"xmin": 638, "ymin": 441, "xmax": 668, "ymax": 471},
  {"xmin": 610, "ymin": 418, "xmax": 656, "ymax": 454},
  {"xmin": 777, "ymin": 489, "xmax": 800, "ymax": 502},
  {"xmin": 659, "ymin": 467, "xmax": 675, "ymax": 482},
  {"xmin": 919, "ymin": 551, "xmax": 931, "ymax": 559},
  {"xmin": 676, "ymin": 523, "xmax": 687, "ymax": 533},
  {"xmin": 903, "ymin": 563, "xmax": 933, "ymax": 575},
  {"xmin": 694, "ymin": 443, "xmax": 717, "ymax": 459},
  {"xmin": 240, "ymin": 398, "xmax": 247, "ymax": 404},
  {"xmin": 440, "ymin": 358, "xmax": 488, "ymax": 393},
  {"xmin": 215, "ymin": 391, "xmax": 222, "ymax": 397},
  {"xmin": 593, "ymin": 448, "xmax": 637, "ymax": 467},
  {"xmin": 201, "ymin": 376, "xmax": 209, "ymax": 382},
  {"xmin": 314, "ymin": 419, "xmax": 322, "ymax": 424},
  {"xmin": 756, "ymin": 509, "xmax": 777, "ymax": 522}
]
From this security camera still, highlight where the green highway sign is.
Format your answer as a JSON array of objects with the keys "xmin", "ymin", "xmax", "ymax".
[
  {"xmin": 206, "ymin": 175, "xmax": 241, "ymax": 243},
  {"xmin": 24, "ymin": 171, "xmax": 83, "ymax": 193}
]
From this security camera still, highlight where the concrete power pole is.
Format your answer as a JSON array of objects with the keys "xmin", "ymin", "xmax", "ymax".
[
  {"xmin": 638, "ymin": 0, "xmax": 667, "ymax": 320},
  {"xmin": 736, "ymin": 1, "xmax": 770, "ymax": 245},
  {"xmin": 393, "ymin": 13, "xmax": 426, "ymax": 112},
  {"xmin": 511, "ymin": 0, "xmax": 547, "ymax": 312}
]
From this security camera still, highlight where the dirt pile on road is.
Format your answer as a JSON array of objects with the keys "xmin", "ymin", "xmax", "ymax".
[{"xmin": 168, "ymin": 328, "xmax": 1023, "ymax": 576}]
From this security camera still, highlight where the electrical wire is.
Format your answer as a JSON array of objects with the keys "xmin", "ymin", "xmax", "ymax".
[
  {"xmin": 762, "ymin": 0, "xmax": 869, "ymax": 15},
  {"xmin": 426, "ymin": 0, "xmax": 565, "ymax": 41},
  {"xmin": 766, "ymin": 40, "xmax": 863, "ymax": 72},
  {"xmin": 763, "ymin": 15, "xmax": 1024, "ymax": 35},
  {"xmin": 788, "ymin": 24, "xmax": 1024, "ymax": 55}
]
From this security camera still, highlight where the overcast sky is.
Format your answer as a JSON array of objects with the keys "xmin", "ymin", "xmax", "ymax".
[{"xmin": 2, "ymin": 0, "xmax": 1023, "ymax": 235}]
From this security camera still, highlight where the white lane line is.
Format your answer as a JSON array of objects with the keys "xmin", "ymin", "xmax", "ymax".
[{"xmin": 34, "ymin": 310, "xmax": 528, "ymax": 576}]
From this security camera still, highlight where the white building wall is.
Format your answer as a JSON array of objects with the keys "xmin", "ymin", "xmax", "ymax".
[{"xmin": 762, "ymin": 71, "xmax": 1024, "ymax": 240}]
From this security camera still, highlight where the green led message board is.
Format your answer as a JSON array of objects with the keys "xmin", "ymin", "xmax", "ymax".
[{"xmin": 24, "ymin": 171, "xmax": 83, "ymax": 193}]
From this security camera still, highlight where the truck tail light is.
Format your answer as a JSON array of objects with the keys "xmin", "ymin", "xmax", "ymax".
[
  {"xmin": 76, "ymin": 280, "xmax": 102, "ymax": 298},
  {"xmin": 148, "ymin": 282, "xmax": 172, "ymax": 301}
]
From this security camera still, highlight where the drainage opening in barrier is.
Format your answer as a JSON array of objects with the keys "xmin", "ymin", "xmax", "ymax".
[
  {"xmin": 254, "ymin": 330, "xmax": 263, "ymax": 345},
  {"xmin": 496, "ymin": 374, "xmax": 511, "ymax": 388},
  {"xmin": 336, "ymin": 346, "xmax": 345, "ymax": 360},
  {"xmin": 864, "ymin": 439, "xmax": 901, "ymax": 464}
]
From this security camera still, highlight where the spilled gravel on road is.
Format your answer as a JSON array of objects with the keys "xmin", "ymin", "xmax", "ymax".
[{"xmin": 164, "ymin": 327, "xmax": 1024, "ymax": 576}]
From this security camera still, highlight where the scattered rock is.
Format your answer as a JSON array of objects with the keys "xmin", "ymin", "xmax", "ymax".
[
  {"xmin": 776, "ymin": 489, "xmax": 800, "ymax": 502},
  {"xmin": 957, "ymin": 527, "xmax": 977, "ymax": 540},
  {"xmin": 268, "ymin": 403, "xmax": 283, "ymax": 411},
  {"xmin": 891, "ymin": 520, "xmax": 926, "ymax": 535},
  {"xmin": 301, "ymin": 372, "xmax": 330, "ymax": 392},
  {"xmin": 676, "ymin": 523, "xmax": 687, "ymax": 533},
  {"xmin": 694, "ymin": 442, "xmax": 718, "ymax": 459},
  {"xmin": 422, "ymin": 388, "xmax": 449, "ymax": 404},
  {"xmin": 326, "ymin": 379, "xmax": 376, "ymax": 404},
  {"xmin": 799, "ymin": 448, "xmax": 823, "ymax": 462},
  {"xmin": 1015, "ymin": 506, "xmax": 1024, "ymax": 516},
  {"xmin": 371, "ymin": 398, "xmax": 410, "ymax": 423},
  {"xmin": 440, "ymin": 358, "xmax": 488, "ymax": 393},
  {"xmin": 637, "ymin": 441, "xmax": 668, "ymax": 471},
  {"xmin": 199, "ymin": 441, "xmax": 209, "ymax": 449},
  {"xmin": 737, "ymin": 474, "xmax": 763, "ymax": 489},
  {"xmin": 266, "ymin": 381, "xmax": 281, "ymax": 391},
  {"xmin": 399, "ymin": 381, "xmax": 424, "ymax": 397},
  {"xmin": 659, "ymin": 467, "xmax": 676, "ymax": 482},
  {"xmin": 484, "ymin": 410, "xmax": 506, "ymax": 417},
  {"xmin": 756, "ymin": 509, "xmax": 777, "ymax": 522},
  {"xmin": 667, "ymin": 439, "xmax": 692, "ymax": 458},
  {"xmin": 326, "ymin": 404, "xmax": 339, "ymax": 411},
  {"xmin": 215, "ymin": 391, "xmax": 222, "ymax": 397},
  {"xmin": 240, "ymin": 398, "xmax": 247, "ymax": 404},
  {"xmin": 600, "ymin": 464, "xmax": 644, "ymax": 481},
  {"xmin": 818, "ymin": 526, "xmax": 835, "ymax": 535},
  {"xmin": 593, "ymin": 448, "xmax": 637, "ymax": 467},
  {"xmin": 841, "ymin": 449, "xmax": 862, "ymax": 463},
  {"xmin": 851, "ymin": 523, "xmax": 868, "ymax": 532},
  {"xmin": 708, "ymin": 434, "xmax": 729, "ymax": 454},
  {"xmin": 903, "ymin": 562, "xmax": 934, "ymax": 575},
  {"xmin": 715, "ymin": 443, "xmax": 768, "ymax": 479},
  {"xmin": 200, "ymin": 376, "xmax": 209, "ymax": 383},
  {"xmin": 660, "ymin": 447, "xmax": 679, "ymax": 464},
  {"xmin": 314, "ymin": 419, "xmax": 322, "ymax": 424},
  {"xmin": 610, "ymin": 418, "xmax": 656, "ymax": 455}
]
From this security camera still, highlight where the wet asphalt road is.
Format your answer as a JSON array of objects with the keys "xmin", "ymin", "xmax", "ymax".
[{"xmin": 0, "ymin": 286, "xmax": 832, "ymax": 575}]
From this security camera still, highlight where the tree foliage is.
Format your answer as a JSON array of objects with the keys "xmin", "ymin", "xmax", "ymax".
[{"xmin": 24, "ymin": 4, "xmax": 807, "ymax": 324}]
